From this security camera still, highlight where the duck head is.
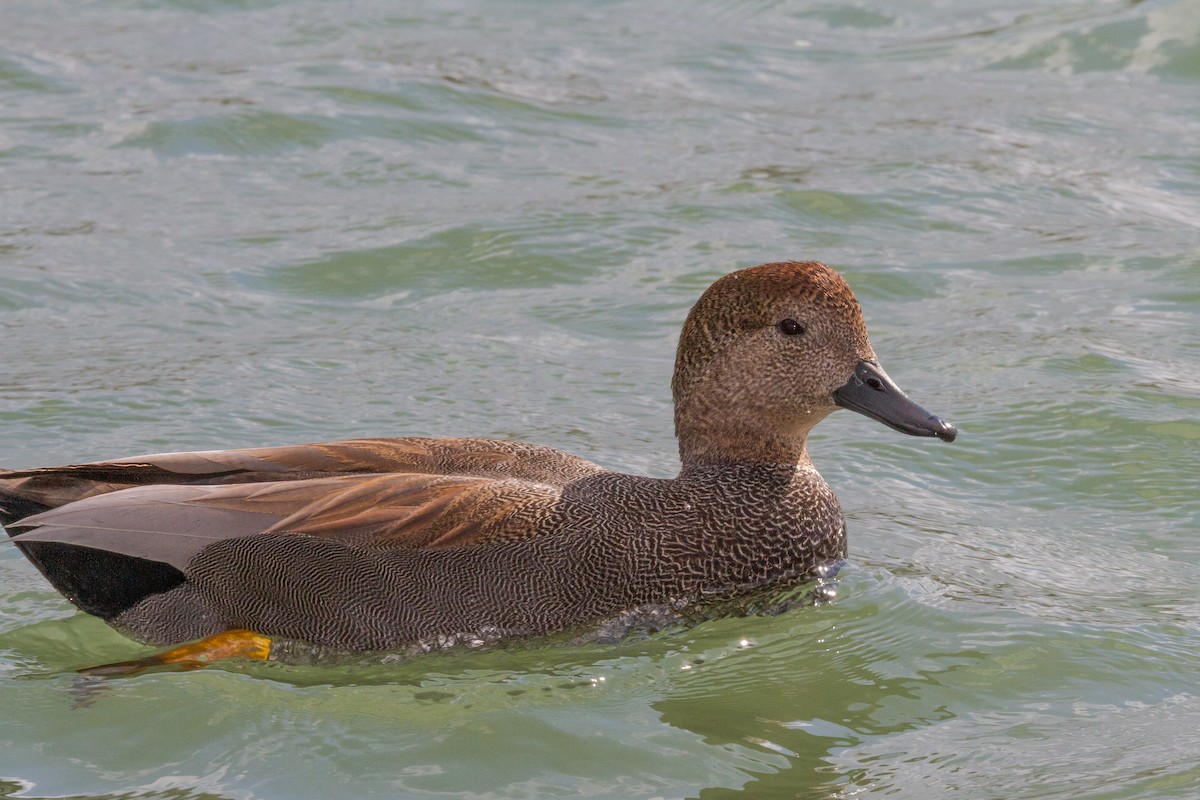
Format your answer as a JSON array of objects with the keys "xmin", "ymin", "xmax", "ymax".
[{"xmin": 672, "ymin": 260, "xmax": 956, "ymax": 467}]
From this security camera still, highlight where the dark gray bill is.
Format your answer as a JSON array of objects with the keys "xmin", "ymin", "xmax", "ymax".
[{"xmin": 833, "ymin": 361, "xmax": 957, "ymax": 442}]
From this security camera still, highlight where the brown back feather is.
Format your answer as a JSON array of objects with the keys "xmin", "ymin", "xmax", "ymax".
[{"xmin": 0, "ymin": 437, "xmax": 601, "ymax": 528}]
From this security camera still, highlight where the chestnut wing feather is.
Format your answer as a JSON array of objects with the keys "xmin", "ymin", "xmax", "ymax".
[
  {"xmin": 10, "ymin": 472, "xmax": 565, "ymax": 572},
  {"xmin": 0, "ymin": 437, "xmax": 602, "ymax": 526}
]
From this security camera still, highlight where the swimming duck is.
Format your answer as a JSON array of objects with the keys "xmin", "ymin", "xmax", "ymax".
[{"xmin": 0, "ymin": 261, "xmax": 955, "ymax": 672}]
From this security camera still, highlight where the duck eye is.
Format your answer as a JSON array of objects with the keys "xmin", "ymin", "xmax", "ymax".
[{"xmin": 778, "ymin": 318, "xmax": 805, "ymax": 336}]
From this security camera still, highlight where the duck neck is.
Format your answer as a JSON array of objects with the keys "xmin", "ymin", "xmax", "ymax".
[
  {"xmin": 676, "ymin": 425, "xmax": 814, "ymax": 474},
  {"xmin": 674, "ymin": 381, "xmax": 827, "ymax": 469}
]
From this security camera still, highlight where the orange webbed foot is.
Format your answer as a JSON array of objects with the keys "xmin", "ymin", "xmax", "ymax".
[{"xmin": 79, "ymin": 630, "xmax": 272, "ymax": 677}]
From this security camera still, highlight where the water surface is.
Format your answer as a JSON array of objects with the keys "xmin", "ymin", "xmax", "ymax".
[{"xmin": 2, "ymin": 1, "xmax": 1198, "ymax": 798}]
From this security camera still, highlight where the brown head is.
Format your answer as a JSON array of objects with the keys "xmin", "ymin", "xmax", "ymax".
[{"xmin": 672, "ymin": 261, "xmax": 956, "ymax": 468}]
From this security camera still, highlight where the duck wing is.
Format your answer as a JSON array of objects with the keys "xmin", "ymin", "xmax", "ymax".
[
  {"xmin": 8, "ymin": 470, "xmax": 568, "ymax": 571},
  {"xmin": 0, "ymin": 436, "xmax": 603, "ymax": 526}
]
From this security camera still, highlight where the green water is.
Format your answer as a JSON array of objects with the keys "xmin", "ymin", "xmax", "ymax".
[{"xmin": 2, "ymin": 0, "xmax": 1198, "ymax": 797}]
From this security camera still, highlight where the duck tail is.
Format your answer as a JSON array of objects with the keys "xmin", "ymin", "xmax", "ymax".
[
  {"xmin": 0, "ymin": 471, "xmax": 54, "ymax": 529},
  {"xmin": 14, "ymin": 538, "xmax": 187, "ymax": 623}
]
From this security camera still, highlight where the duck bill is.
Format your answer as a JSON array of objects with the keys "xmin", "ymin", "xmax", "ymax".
[{"xmin": 833, "ymin": 361, "xmax": 957, "ymax": 442}]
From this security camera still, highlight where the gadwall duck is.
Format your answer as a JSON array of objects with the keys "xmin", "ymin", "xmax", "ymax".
[{"xmin": 1, "ymin": 261, "xmax": 956, "ymax": 672}]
